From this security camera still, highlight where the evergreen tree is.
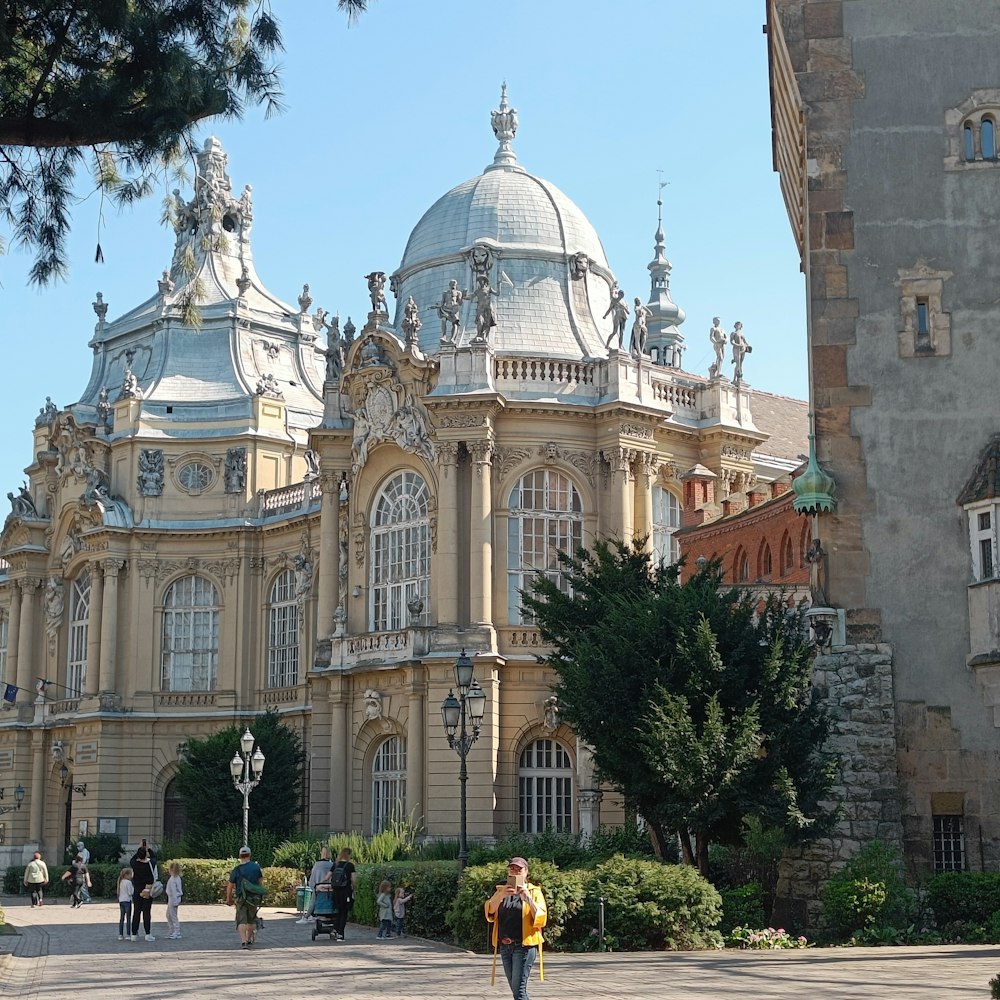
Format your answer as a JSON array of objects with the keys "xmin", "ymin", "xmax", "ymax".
[
  {"xmin": 0, "ymin": 1, "xmax": 370, "ymax": 283},
  {"xmin": 522, "ymin": 539, "xmax": 837, "ymax": 877},
  {"xmin": 175, "ymin": 709, "xmax": 306, "ymax": 851}
]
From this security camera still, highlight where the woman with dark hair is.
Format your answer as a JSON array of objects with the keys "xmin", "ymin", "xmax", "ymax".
[
  {"xmin": 485, "ymin": 857, "xmax": 547, "ymax": 1000},
  {"xmin": 129, "ymin": 846, "xmax": 156, "ymax": 941}
]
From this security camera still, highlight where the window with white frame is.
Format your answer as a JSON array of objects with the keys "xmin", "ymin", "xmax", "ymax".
[
  {"xmin": 519, "ymin": 738, "xmax": 574, "ymax": 834},
  {"xmin": 968, "ymin": 504, "xmax": 998, "ymax": 582},
  {"xmin": 267, "ymin": 569, "xmax": 299, "ymax": 688},
  {"xmin": 67, "ymin": 571, "xmax": 90, "ymax": 697},
  {"xmin": 933, "ymin": 815, "xmax": 966, "ymax": 873},
  {"xmin": 651, "ymin": 486, "xmax": 681, "ymax": 566},
  {"xmin": 371, "ymin": 736, "xmax": 406, "ymax": 834},
  {"xmin": 507, "ymin": 470, "xmax": 583, "ymax": 624},
  {"xmin": 161, "ymin": 575, "xmax": 219, "ymax": 691},
  {"xmin": 370, "ymin": 472, "xmax": 430, "ymax": 632}
]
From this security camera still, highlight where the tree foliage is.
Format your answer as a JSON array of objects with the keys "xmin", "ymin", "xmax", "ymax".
[
  {"xmin": 522, "ymin": 539, "xmax": 838, "ymax": 876},
  {"xmin": 174, "ymin": 709, "xmax": 306, "ymax": 851},
  {"xmin": 0, "ymin": 0, "xmax": 370, "ymax": 283}
]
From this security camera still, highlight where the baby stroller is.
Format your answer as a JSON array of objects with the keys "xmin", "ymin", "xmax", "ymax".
[{"xmin": 311, "ymin": 884, "xmax": 338, "ymax": 941}]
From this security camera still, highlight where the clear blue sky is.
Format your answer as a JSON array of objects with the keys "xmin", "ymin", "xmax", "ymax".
[{"xmin": 0, "ymin": 0, "xmax": 806, "ymax": 497}]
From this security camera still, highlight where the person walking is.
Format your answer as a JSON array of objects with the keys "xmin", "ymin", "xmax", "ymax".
[
  {"xmin": 393, "ymin": 886, "xmax": 413, "ymax": 937},
  {"xmin": 329, "ymin": 847, "xmax": 357, "ymax": 942},
  {"xmin": 376, "ymin": 880, "xmax": 393, "ymax": 938},
  {"xmin": 117, "ymin": 867, "xmax": 134, "ymax": 940},
  {"xmin": 485, "ymin": 857, "xmax": 547, "ymax": 1000},
  {"xmin": 23, "ymin": 851, "xmax": 49, "ymax": 908},
  {"xmin": 298, "ymin": 846, "xmax": 333, "ymax": 924},
  {"xmin": 61, "ymin": 853, "xmax": 91, "ymax": 908},
  {"xmin": 165, "ymin": 862, "xmax": 184, "ymax": 939},
  {"xmin": 226, "ymin": 846, "xmax": 265, "ymax": 949},
  {"xmin": 129, "ymin": 845, "xmax": 157, "ymax": 941}
]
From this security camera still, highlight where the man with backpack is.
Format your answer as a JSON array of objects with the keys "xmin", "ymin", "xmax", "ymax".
[
  {"xmin": 330, "ymin": 848, "xmax": 357, "ymax": 941},
  {"xmin": 226, "ymin": 846, "xmax": 265, "ymax": 949}
]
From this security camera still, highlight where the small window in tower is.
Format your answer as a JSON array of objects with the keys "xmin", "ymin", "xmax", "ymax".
[
  {"xmin": 964, "ymin": 122, "xmax": 976, "ymax": 161},
  {"xmin": 981, "ymin": 538, "xmax": 995, "ymax": 579},
  {"xmin": 933, "ymin": 815, "xmax": 966, "ymax": 873},
  {"xmin": 979, "ymin": 511, "xmax": 991, "ymax": 532},
  {"xmin": 983, "ymin": 118, "xmax": 997, "ymax": 160},
  {"xmin": 222, "ymin": 213, "xmax": 237, "ymax": 233},
  {"xmin": 915, "ymin": 299, "xmax": 932, "ymax": 352}
]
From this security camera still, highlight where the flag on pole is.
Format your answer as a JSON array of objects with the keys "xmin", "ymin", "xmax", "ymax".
[{"xmin": 2, "ymin": 684, "xmax": 16, "ymax": 704}]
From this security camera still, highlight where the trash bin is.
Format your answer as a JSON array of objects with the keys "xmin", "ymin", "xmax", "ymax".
[{"xmin": 296, "ymin": 886, "xmax": 312, "ymax": 915}]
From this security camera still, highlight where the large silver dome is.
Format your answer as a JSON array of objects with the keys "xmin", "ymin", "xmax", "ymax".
[{"xmin": 391, "ymin": 89, "xmax": 618, "ymax": 359}]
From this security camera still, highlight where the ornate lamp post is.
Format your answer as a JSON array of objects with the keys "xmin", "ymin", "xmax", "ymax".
[
  {"xmin": 0, "ymin": 784, "xmax": 25, "ymax": 816},
  {"xmin": 440, "ymin": 650, "xmax": 487, "ymax": 871},
  {"xmin": 229, "ymin": 728, "xmax": 265, "ymax": 847}
]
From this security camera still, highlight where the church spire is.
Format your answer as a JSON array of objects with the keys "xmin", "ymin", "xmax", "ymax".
[{"xmin": 645, "ymin": 177, "xmax": 686, "ymax": 367}]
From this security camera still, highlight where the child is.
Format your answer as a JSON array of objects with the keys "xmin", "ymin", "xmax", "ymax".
[
  {"xmin": 392, "ymin": 886, "xmax": 413, "ymax": 937},
  {"xmin": 117, "ymin": 868, "xmax": 134, "ymax": 940},
  {"xmin": 165, "ymin": 862, "xmax": 184, "ymax": 939},
  {"xmin": 375, "ymin": 880, "xmax": 393, "ymax": 939}
]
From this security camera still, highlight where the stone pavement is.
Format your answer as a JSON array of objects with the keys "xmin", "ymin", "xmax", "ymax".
[{"xmin": 0, "ymin": 896, "xmax": 999, "ymax": 999}]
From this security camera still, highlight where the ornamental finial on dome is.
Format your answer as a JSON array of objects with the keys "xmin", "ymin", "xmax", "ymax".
[{"xmin": 489, "ymin": 82, "xmax": 519, "ymax": 168}]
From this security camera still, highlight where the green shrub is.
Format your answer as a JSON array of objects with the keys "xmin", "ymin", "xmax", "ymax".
[
  {"xmin": 272, "ymin": 837, "xmax": 324, "ymax": 874},
  {"xmin": 928, "ymin": 872, "xmax": 1000, "ymax": 927},
  {"xmin": 199, "ymin": 825, "xmax": 281, "ymax": 865},
  {"xmin": 821, "ymin": 842, "xmax": 914, "ymax": 937},
  {"xmin": 586, "ymin": 822, "xmax": 659, "ymax": 861},
  {"xmin": 469, "ymin": 830, "xmax": 588, "ymax": 870},
  {"xmin": 446, "ymin": 860, "xmax": 587, "ymax": 952},
  {"xmin": 159, "ymin": 859, "xmax": 234, "ymax": 904},
  {"xmin": 718, "ymin": 883, "xmax": 766, "ymax": 934},
  {"xmin": 351, "ymin": 861, "xmax": 459, "ymax": 939},
  {"xmin": 990, "ymin": 972, "xmax": 1000, "ymax": 999},
  {"xmin": 578, "ymin": 855, "xmax": 722, "ymax": 951}
]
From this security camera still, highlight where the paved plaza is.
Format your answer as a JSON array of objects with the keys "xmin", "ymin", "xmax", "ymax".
[{"xmin": 0, "ymin": 896, "xmax": 998, "ymax": 999}]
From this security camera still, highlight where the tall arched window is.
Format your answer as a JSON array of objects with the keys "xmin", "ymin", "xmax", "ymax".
[
  {"xmin": 267, "ymin": 570, "xmax": 299, "ymax": 688},
  {"xmin": 519, "ymin": 738, "xmax": 573, "ymax": 834},
  {"xmin": 372, "ymin": 736, "xmax": 406, "ymax": 834},
  {"xmin": 371, "ymin": 472, "xmax": 430, "ymax": 632},
  {"xmin": 735, "ymin": 547, "xmax": 750, "ymax": 583},
  {"xmin": 67, "ymin": 571, "xmax": 90, "ymax": 696},
  {"xmin": 983, "ymin": 118, "xmax": 997, "ymax": 160},
  {"xmin": 507, "ymin": 470, "xmax": 583, "ymax": 623},
  {"xmin": 759, "ymin": 542, "xmax": 773, "ymax": 580},
  {"xmin": 161, "ymin": 575, "xmax": 219, "ymax": 691},
  {"xmin": 0, "ymin": 609, "xmax": 7, "ymax": 683},
  {"xmin": 781, "ymin": 533, "xmax": 794, "ymax": 576},
  {"xmin": 163, "ymin": 776, "xmax": 188, "ymax": 843},
  {"xmin": 964, "ymin": 121, "xmax": 976, "ymax": 161},
  {"xmin": 651, "ymin": 486, "xmax": 681, "ymax": 566}
]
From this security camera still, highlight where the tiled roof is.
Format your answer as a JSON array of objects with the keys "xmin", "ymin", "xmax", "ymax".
[{"xmin": 750, "ymin": 390, "xmax": 809, "ymax": 463}]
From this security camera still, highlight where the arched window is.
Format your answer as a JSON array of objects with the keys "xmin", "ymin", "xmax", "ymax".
[
  {"xmin": 652, "ymin": 487, "xmax": 681, "ymax": 566},
  {"xmin": 983, "ymin": 118, "xmax": 997, "ymax": 160},
  {"xmin": 371, "ymin": 736, "xmax": 406, "ymax": 834},
  {"xmin": 519, "ymin": 738, "xmax": 573, "ymax": 834},
  {"xmin": 507, "ymin": 470, "xmax": 583, "ymax": 623},
  {"xmin": 163, "ymin": 776, "xmax": 188, "ymax": 843},
  {"xmin": 735, "ymin": 547, "xmax": 750, "ymax": 583},
  {"xmin": 267, "ymin": 569, "xmax": 299, "ymax": 688},
  {"xmin": 759, "ymin": 543, "xmax": 773, "ymax": 580},
  {"xmin": 799, "ymin": 522, "xmax": 812, "ymax": 567},
  {"xmin": 964, "ymin": 121, "xmax": 976, "ymax": 161},
  {"xmin": 370, "ymin": 471, "xmax": 430, "ymax": 632},
  {"xmin": 161, "ymin": 575, "xmax": 219, "ymax": 691},
  {"xmin": 67, "ymin": 571, "xmax": 90, "ymax": 696},
  {"xmin": 781, "ymin": 533, "xmax": 794, "ymax": 576}
]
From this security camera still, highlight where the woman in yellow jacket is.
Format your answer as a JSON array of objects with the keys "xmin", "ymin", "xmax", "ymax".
[{"xmin": 484, "ymin": 857, "xmax": 547, "ymax": 1000}]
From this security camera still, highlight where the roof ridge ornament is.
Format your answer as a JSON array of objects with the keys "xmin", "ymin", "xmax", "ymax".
[{"xmin": 489, "ymin": 82, "xmax": 518, "ymax": 169}]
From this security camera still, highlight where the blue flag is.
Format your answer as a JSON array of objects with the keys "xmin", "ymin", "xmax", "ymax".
[{"xmin": 2, "ymin": 684, "xmax": 16, "ymax": 704}]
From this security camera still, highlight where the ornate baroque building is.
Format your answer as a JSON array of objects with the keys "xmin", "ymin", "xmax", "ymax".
[{"xmin": 0, "ymin": 93, "xmax": 804, "ymax": 863}]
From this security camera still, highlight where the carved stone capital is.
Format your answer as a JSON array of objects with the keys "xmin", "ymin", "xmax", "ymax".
[
  {"xmin": 102, "ymin": 558, "xmax": 126, "ymax": 579},
  {"xmin": 437, "ymin": 441, "xmax": 460, "ymax": 466}
]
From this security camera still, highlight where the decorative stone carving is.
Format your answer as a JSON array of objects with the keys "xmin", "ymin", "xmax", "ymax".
[
  {"xmin": 350, "ymin": 375, "xmax": 436, "ymax": 478},
  {"xmin": 542, "ymin": 694, "xmax": 560, "ymax": 732},
  {"xmin": 96, "ymin": 388, "xmax": 111, "ymax": 425},
  {"xmin": 325, "ymin": 316, "xmax": 345, "ymax": 382},
  {"xmin": 603, "ymin": 285, "xmax": 629, "ymax": 350},
  {"xmin": 620, "ymin": 423, "xmax": 653, "ymax": 439},
  {"xmin": 81, "ymin": 466, "xmax": 113, "ymax": 509},
  {"xmin": 494, "ymin": 447, "xmax": 532, "ymax": 479},
  {"xmin": 34, "ymin": 396, "xmax": 58, "ymax": 427},
  {"xmin": 137, "ymin": 449, "xmax": 165, "ymax": 497},
  {"xmin": 303, "ymin": 449, "xmax": 320, "ymax": 481},
  {"xmin": 92, "ymin": 292, "xmax": 108, "ymax": 324},
  {"xmin": 402, "ymin": 296, "xmax": 422, "ymax": 348},
  {"xmin": 297, "ymin": 283, "xmax": 313, "ymax": 314},
  {"xmin": 708, "ymin": 317, "xmax": 726, "ymax": 378},
  {"xmin": 260, "ymin": 340, "xmax": 280, "ymax": 360},
  {"xmin": 490, "ymin": 82, "xmax": 518, "ymax": 149},
  {"xmin": 158, "ymin": 269, "xmax": 175, "ymax": 296},
  {"xmin": 236, "ymin": 264, "xmax": 251, "ymax": 297},
  {"xmin": 437, "ymin": 414, "xmax": 482, "ymax": 428},
  {"xmin": 407, "ymin": 595, "xmax": 424, "ymax": 622},
  {"xmin": 354, "ymin": 530, "xmax": 365, "ymax": 567},
  {"xmin": 363, "ymin": 689, "xmax": 383, "ymax": 721},
  {"xmin": 52, "ymin": 415, "xmax": 92, "ymax": 479},
  {"xmin": 730, "ymin": 321, "xmax": 751, "ymax": 382},
  {"xmin": 570, "ymin": 252, "xmax": 590, "ymax": 279},
  {"xmin": 255, "ymin": 372, "xmax": 283, "ymax": 398},
  {"xmin": 467, "ymin": 243, "xmax": 496, "ymax": 281},
  {"xmin": 223, "ymin": 448, "xmax": 246, "ymax": 493},
  {"xmin": 435, "ymin": 280, "xmax": 464, "ymax": 343},
  {"xmin": 6, "ymin": 482, "xmax": 37, "ymax": 519},
  {"xmin": 365, "ymin": 272, "xmax": 388, "ymax": 315},
  {"xmin": 311, "ymin": 307, "xmax": 328, "ymax": 334},
  {"xmin": 471, "ymin": 276, "xmax": 498, "ymax": 342},
  {"xmin": 343, "ymin": 317, "xmax": 356, "ymax": 345},
  {"xmin": 44, "ymin": 577, "xmax": 64, "ymax": 638},
  {"xmin": 630, "ymin": 298, "xmax": 651, "ymax": 358}
]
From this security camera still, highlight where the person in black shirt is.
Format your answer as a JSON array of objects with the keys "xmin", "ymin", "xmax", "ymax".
[
  {"xmin": 330, "ymin": 847, "xmax": 357, "ymax": 941},
  {"xmin": 129, "ymin": 847, "xmax": 157, "ymax": 941}
]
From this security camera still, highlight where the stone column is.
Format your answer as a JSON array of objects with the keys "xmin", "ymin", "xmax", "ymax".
[
  {"xmin": 609, "ymin": 448, "xmax": 635, "ymax": 543},
  {"xmin": 5, "ymin": 582, "xmax": 21, "ymax": 690},
  {"xmin": 469, "ymin": 439, "xmax": 494, "ymax": 627},
  {"xmin": 29, "ymin": 728, "xmax": 45, "ymax": 842},
  {"xmin": 315, "ymin": 471, "xmax": 342, "ymax": 642},
  {"xmin": 406, "ymin": 664, "xmax": 425, "ymax": 821},
  {"xmin": 634, "ymin": 454, "xmax": 655, "ymax": 553},
  {"xmin": 328, "ymin": 681, "xmax": 350, "ymax": 832},
  {"xmin": 16, "ymin": 578, "xmax": 41, "ymax": 703},
  {"xmin": 85, "ymin": 564, "xmax": 104, "ymax": 698},
  {"xmin": 434, "ymin": 442, "xmax": 460, "ymax": 626},
  {"xmin": 98, "ymin": 559, "xmax": 125, "ymax": 693}
]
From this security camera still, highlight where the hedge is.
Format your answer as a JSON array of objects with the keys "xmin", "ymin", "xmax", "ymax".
[
  {"xmin": 351, "ymin": 861, "xmax": 460, "ymax": 939},
  {"xmin": 928, "ymin": 872, "xmax": 1000, "ymax": 927}
]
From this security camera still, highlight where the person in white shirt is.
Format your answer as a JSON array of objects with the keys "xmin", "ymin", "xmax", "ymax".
[{"xmin": 165, "ymin": 862, "xmax": 184, "ymax": 939}]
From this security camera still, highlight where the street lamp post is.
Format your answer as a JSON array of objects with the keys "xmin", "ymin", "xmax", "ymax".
[
  {"xmin": 229, "ymin": 728, "xmax": 265, "ymax": 848},
  {"xmin": 440, "ymin": 650, "xmax": 487, "ymax": 871}
]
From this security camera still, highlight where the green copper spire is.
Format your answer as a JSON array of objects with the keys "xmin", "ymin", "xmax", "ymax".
[{"xmin": 792, "ymin": 422, "xmax": 836, "ymax": 515}]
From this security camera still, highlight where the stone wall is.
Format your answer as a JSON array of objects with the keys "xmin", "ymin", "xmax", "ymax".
[{"xmin": 772, "ymin": 642, "xmax": 902, "ymax": 930}]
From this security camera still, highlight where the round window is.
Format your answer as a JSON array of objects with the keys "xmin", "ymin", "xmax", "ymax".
[{"xmin": 178, "ymin": 462, "xmax": 213, "ymax": 492}]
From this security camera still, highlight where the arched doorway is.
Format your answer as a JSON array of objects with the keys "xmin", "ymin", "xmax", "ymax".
[{"xmin": 163, "ymin": 777, "xmax": 188, "ymax": 843}]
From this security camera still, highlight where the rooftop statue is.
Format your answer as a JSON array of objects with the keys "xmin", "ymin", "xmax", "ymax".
[
  {"xmin": 402, "ymin": 296, "xmax": 422, "ymax": 347},
  {"xmin": 603, "ymin": 286, "xmax": 629, "ymax": 350},
  {"xmin": 365, "ymin": 271, "xmax": 388, "ymax": 315},
  {"xmin": 630, "ymin": 298, "xmax": 651, "ymax": 358},
  {"xmin": 730, "ymin": 321, "xmax": 751, "ymax": 382},
  {"xmin": 471, "ymin": 275, "xmax": 498, "ymax": 342},
  {"xmin": 708, "ymin": 317, "xmax": 726, "ymax": 378},
  {"xmin": 436, "ymin": 280, "xmax": 465, "ymax": 343}
]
